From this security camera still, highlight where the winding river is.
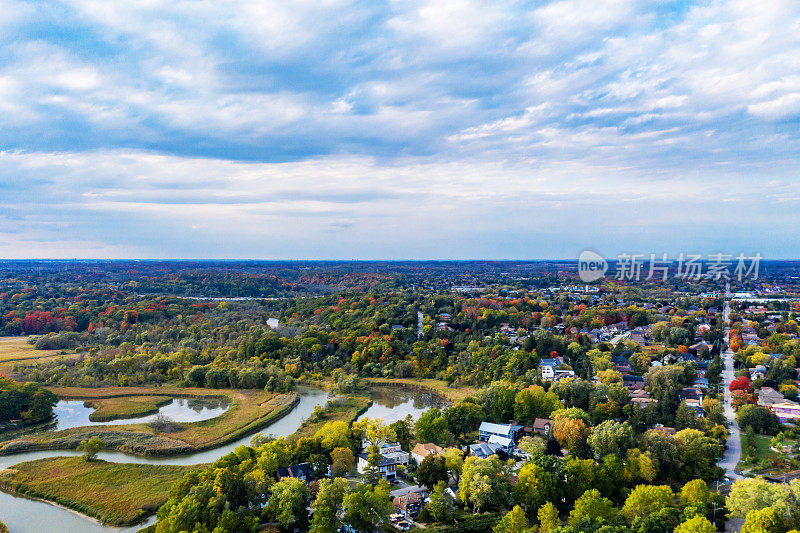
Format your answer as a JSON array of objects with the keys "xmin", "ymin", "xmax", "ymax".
[{"xmin": 0, "ymin": 385, "xmax": 444, "ymax": 532}]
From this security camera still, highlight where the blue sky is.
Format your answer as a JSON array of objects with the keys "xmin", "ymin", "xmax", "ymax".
[{"xmin": 1, "ymin": 0, "xmax": 799, "ymax": 259}]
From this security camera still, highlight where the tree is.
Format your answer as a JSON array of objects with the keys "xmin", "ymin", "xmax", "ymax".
[
  {"xmin": 553, "ymin": 416, "xmax": 591, "ymax": 458},
  {"xmin": 494, "ymin": 505, "xmax": 530, "ymax": 533},
  {"xmin": 514, "ymin": 385, "xmax": 561, "ymax": 425},
  {"xmin": 424, "ymin": 482, "xmax": 456, "ymax": 524},
  {"xmin": 362, "ymin": 444, "xmax": 383, "ymax": 486},
  {"xmin": 538, "ymin": 501, "xmax": 559, "ymax": 533},
  {"xmin": 742, "ymin": 508, "xmax": 782, "ymax": 533},
  {"xmin": 642, "ymin": 429, "xmax": 680, "ymax": 479},
  {"xmin": 675, "ymin": 515, "xmax": 715, "ymax": 533},
  {"xmin": 417, "ymin": 455, "xmax": 449, "ymax": 490},
  {"xmin": 266, "ymin": 477, "xmax": 310, "ymax": 528},
  {"xmin": 568, "ymin": 489, "xmax": 616, "ymax": 525},
  {"xmin": 444, "ymin": 402, "xmax": 484, "ymax": 439},
  {"xmin": 442, "ymin": 447, "xmax": 464, "ymax": 484},
  {"xmin": 77, "ymin": 436, "xmax": 103, "ymax": 461},
  {"xmin": 515, "ymin": 462, "xmax": 556, "ymax": 511},
  {"xmin": 674, "ymin": 429, "xmax": 722, "ymax": 481},
  {"xmin": 353, "ymin": 417, "xmax": 395, "ymax": 448},
  {"xmin": 342, "ymin": 482, "xmax": 393, "ymax": 532},
  {"xmin": 518, "ymin": 436, "xmax": 546, "ymax": 457},
  {"xmin": 315, "ymin": 421, "xmax": 352, "ymax": 450},
  {"xmin": 737, "ymin": 404, "xmax": 780, "ymax": 435},
  {"xmin": 727, "ymin": 478, "xmax": 800, "ymax": 524},
  {"xmin": 330, "ymin": 447, "xmax": 355, "ymax": 477},
  {"xmin": 460, "ymin": 456, "xmax": 512, "ymax": 513},
  {"xmin": 679, "ymin": 479, "xmax": 710, "ymax": 507},
  {"xmin": 588, "ymin": 420, "xmax": 635, "ymax": 459},
  {"xmin": 621, "ymin": 485, "xmax": 675, "ymax": 523},
  {"xmin": 390, "ymin": 417, "xmax": 415, "ymax": 451},
  {"xmin": 311, "ymin": 477, "xmax": 350, "ymax": 533},
  {"xmin": 414, "ymin": 408, "xmax": 452, "ymax": 446}
]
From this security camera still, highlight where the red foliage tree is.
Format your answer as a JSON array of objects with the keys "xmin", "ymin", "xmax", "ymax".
[{"xmin": 729, "ymin": 375, "xmax": 752, "ymax": 393}]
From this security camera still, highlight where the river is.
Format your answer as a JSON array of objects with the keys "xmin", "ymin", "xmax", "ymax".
[{"xmin": 0, "ymin": 385, "xmax": 443, "ymax": 532}]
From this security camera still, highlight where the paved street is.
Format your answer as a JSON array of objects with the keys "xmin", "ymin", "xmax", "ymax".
[{"xmin": 718, "ymin": 299, "xmax": 743, "ymax": 481}]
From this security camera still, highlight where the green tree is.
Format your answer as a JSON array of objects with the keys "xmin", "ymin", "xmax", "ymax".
[
  {"xmin": 266, "ymin": 477, "xmax": 310, "ymax": 528},
  {"xmin": 514, "ymin": 385, "xmax": 561, "ymax": 425},
  {"xmin": 460, "ymin": 456, "xmax": 513, "ymax": 513},
  {"xmin": 342, "ymin": 482, "xmax": 392, "ymax": 532},
  {"xmin": 621, "ymin": 485, "xmax": 675, "ymax": 523},
  {"xmin": 414, "ymin": 408, "xmax": 452, "ymax": 446},
  {"xmin": 494, "ymin": 505, "xmax": 530, "ymax": 533},
  {"xmin": 315, "ymin": 421, "xmax": 352, "ymax": 450},
  {"xmin": 311, "ymin": 477, "xmax": 350, "ymax": 533},
  {"xmin": 442, "ymin": 447, "xmax": 464, "ymax": 484},
  {"xmin": 568, "ymin": 489, "xmax": 617, "ymax": 525},
  {"xmin": 588, "ymin": 420, "xmax": 635, "ymax": 459},
  {"xmin": 514, "ymin": 462, "xmax": 556, "ymax": 511},
  {"xmin": 77, "ymin": 436, "xmax": 103, "ymax": 461},
  {"xmin": 679, "ymin": 479, "xmax": 710, "ymax": 507},
  {"xmin": 538, "ymin": 501, "xmax": 559, "ymax": 533},
  {"xmin": 424, "ymin": 481, "xmax": 456, "ymax": 524},
  {"xmin": 417, "ymin": 455, "xmax": 449, "ymax": 490},
  {"xmin": 675, "ymin": 515, "xmax": 715, "ymax": 533},
  {"xmin": 742, "ymin": 508, "xmax": 782, "ymax": 533}
]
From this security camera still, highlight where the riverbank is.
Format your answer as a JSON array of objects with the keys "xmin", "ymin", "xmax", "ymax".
[
  {"xmin": 0, "ymin": 389, "xmax": 299, "ymax": 456},
  {"xmin": 84, "ymin": 396, "xmax": 173, "ymax": 422},
  {"xmin": 289, "ymin": 394, "xmax": 372, "ymax": 442},
  {"xmin": 0, "ymin": 457, "xmax": 198, "ymax": 526},
  {"xmin": 363, "ymin": 377, "xmax": 475, "ymax": 404}
]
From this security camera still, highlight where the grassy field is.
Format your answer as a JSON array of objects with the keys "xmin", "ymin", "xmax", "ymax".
[
  {"xmin": 0, "ymin": 388, "xmax": 299, "ymax": 456},
  {"xmin": 84, "ymin": 396, "xmax": 173, "ymax": 421},
  {"xmin": 290, "ymin": 394, "xmax": 372, "ymax": 442},
  {"xmin": 364, "ymin": 377, "xmax": 476, "ymax": 403},
  {"xmin": 0, "ymin": 457, "xmax": 199, "ymax": 526},
  {"xmin": 0, "ymin": 336, "xmax": 74, "ymax": 377}
]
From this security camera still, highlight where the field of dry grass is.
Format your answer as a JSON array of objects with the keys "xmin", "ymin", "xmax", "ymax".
[
  {"xmin": 0, "ymin": 388, "xmax": 299, "ymax": 455},
  {"xmin": 0, "ymin": 337, "xmax": 74, "ymax": 377},
  {"xmin": 0, "ymin": 457, "xmax": 198, "ymax": 526}
]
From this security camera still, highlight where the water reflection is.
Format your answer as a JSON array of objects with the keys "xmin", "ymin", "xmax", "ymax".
[
  {"xmin": 357, "ymin": 386, "xmax": 448, "ymax": 424},
  {"xmin": 53, "ymin": 397, "xmax": 230, "ymax": 431}
]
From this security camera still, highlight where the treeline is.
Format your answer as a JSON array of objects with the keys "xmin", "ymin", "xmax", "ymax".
[{"xmin": 0, "ymin": 376, "xmax": 58, "ymax": 425}]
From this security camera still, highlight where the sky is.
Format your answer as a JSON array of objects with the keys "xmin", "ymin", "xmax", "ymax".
[{"xmin": 1, "ymin": 0, "xmax": 799, "ymax": 260}]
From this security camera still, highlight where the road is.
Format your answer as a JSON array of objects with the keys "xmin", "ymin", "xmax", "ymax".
[{"xmin": 718, "ymin": 299, "xmax": 743, "ymax": 481}]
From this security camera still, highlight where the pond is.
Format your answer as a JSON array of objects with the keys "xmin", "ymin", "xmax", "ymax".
[
  {"xmin": 53, "ymin": 397, "xmax": 230, "ymax": 431},
  {"xmin": 356, "ymin": 385, "xmax": 449, "ymax": 424}
]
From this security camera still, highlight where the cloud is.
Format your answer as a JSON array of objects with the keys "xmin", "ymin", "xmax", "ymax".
[{"xmin": 0, "ymin": 1, "xmax": 799, "ymax": 257}]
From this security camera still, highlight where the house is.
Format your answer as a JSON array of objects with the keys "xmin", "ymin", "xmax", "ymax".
[
  {"xmin": 758, "ymin": 387, "xmax": 786, "ymax": 408},
  {"xmin": 532, "ymin": 418, "xmax": 553, "ymax": 437},
  {"xmin": 357, "ymin": 453, "xmax": 397, "ymax": 480},
  {"xmin": 378, "ymin": 442, "xmax": 410, "ymax": 466},
  {"xmin": 411, "ymin": 443, "xmax": 442, "ymax": 465},
  {"xmin": 750, "ymin": 365, "xmax": 767, "ymax": 380},
  {"xmin": 466, "ymin": 441, "xmax": 504, "ymax": 459},
  {"xmin": 276, "ymin": 462, "xmax": 315, "ymax": 482},
  {"xmin": 478, "ymin": 422, "xmax": 523, "ymax": 443},
  {"xmin": 393, "ymin": 492, "xmax": 423, "ymax": 518},
  {"xmin": 487, "ymin": 434, "xmax": 515, "ymax": 453},
  {"xmin": 772, "ymin": 402, "xmax": 800, "ymax": 424}
]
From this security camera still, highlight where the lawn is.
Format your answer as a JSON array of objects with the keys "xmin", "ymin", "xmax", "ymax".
[
  {"xmin": 0, "ymin": 456, "xmax": 199, "ymax": 526},
  {"xmin": 0, "ymin": 387, "xmax": 300, "ymax": 455},
  {"xmin": 84, "ymin": 395, "xmax": 173, "ymax": 421}
]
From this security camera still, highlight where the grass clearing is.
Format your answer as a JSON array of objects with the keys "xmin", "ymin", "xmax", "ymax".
[
  {"xmin": 0, "ymin": 336, "xmax": 64, "ymax": 363},
  {"xmin": 290, "ymin": 394, "xmax": 372, "ymax": 442},
  {"xmin": 84, "ymin": 396, "xmax": 173, "ymax": 422},
  {"xmin": 0, "ymin": 456, "xmax": 198, "ymax": 526},
  {"xmin": 1, "ymin": 387, "xmax": 299, "ymax": 455}
]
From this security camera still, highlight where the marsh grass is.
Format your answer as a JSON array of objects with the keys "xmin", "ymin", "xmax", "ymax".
[{"xmin": 0, "ymin": 456, "xmax": 199, "ymax": 526}]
